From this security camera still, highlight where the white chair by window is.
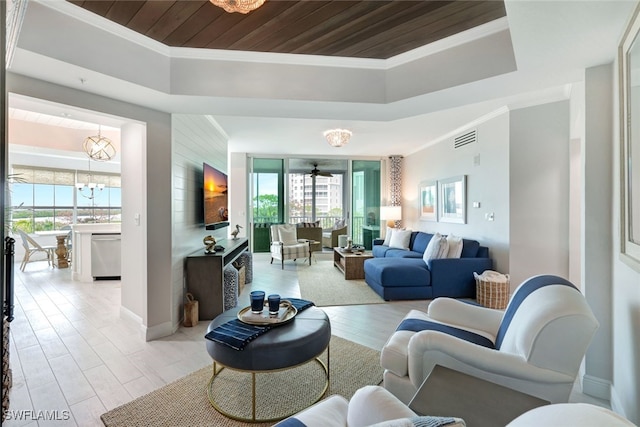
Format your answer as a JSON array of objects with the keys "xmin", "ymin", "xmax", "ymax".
[
  {"xmin": 17, "ymin": 229, "xmax": 56, "ymax": 271},
  {"xmin": 270, "ymin": 224, "xmax": 311, "ymax": 269}
]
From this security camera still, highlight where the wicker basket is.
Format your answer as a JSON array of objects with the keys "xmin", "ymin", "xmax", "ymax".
[{"xmin": 474, "ymin": 270, "xmax": 510, "ymax": 309}]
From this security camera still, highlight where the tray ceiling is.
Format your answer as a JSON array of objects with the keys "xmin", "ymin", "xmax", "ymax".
[{"xmin": 67, "ymin": 0, "xmax": 506, "ymax": 59}]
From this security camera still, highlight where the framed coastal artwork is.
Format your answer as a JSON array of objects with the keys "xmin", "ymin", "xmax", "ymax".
[
  {"xmin": 419, "ymin": 181, "xmax": 438, "ymax": 221},
  {"xmin": 438, "ymin": 175, "xmax": 466, "ymax": 224}
]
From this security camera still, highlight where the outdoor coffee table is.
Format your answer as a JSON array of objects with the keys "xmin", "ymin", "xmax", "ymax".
[
  {"xmin": 333, "ymin": 247, "xmax": 373, "ymax": 279},
  {"xmin": 205, "ymin": 305, "xmax": 331, "ymax": 422}
]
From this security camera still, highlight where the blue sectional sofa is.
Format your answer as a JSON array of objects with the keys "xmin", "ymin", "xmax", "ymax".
[{"xmin": 363, "ymin": 231, "xmax": 492, "ymax": 300}]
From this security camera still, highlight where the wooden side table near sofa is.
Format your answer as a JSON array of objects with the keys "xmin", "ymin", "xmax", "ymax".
[
  {"xmin": 409, "ymin": 365, "xmax": 549, "ymax": 427},
  {"xmin": 333, "ymin": 248, "xmax": 372, "ymax": 280}
]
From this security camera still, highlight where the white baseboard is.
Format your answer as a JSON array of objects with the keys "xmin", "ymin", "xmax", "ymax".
[
  {"xmin": 144, "ymin": 320, "xmax": 179, "ymax": 341},
  {"xmin": 610, "ymin": 385, "xmax": 627, "ymax": 418},
  {"xmin": 119, "ymin": 305, "xmax": 143, "ymax": 325},
  {"xmin": 583, "ymin": 374, "xmax": 611, "ymax": 401},
  {"xmin": 119, "ymin": 306, "xmax": 180, "ymax": 341},
  {"xmin": 119, "ymin": 306, "xmax": 146, "ymax": 340}
]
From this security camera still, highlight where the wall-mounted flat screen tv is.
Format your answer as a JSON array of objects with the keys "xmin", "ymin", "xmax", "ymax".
[{"xmin": 203, "ymin": 162, "xmax": 229, "ymax": 230}]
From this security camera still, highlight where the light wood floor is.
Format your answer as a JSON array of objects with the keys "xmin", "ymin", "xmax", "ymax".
[{"xmin": 5, "ymin": 252, "xmax": 606, "ymax": 426}]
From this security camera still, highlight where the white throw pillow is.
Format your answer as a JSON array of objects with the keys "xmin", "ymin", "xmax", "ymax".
[
  {"xmin": 382, "ymin": 227, "xmax": 394, "ymax": 246},
  {"xmin": 278, "ymin": 226, "xmax": 298, "ymax": 245},
  {"xmin": 423, "ymin": 232, "xmax": 444, "ymax": 261},
  {"xmin": 436, "ymin": 237, "xmax": 449, "ymax": 259},
  {"xmin": 389, "ymin": 229, "xmax": 412, "ymax": 250},
  {"xmin": 446, "ymin": 234, "xmax": 463, "ymax": 258}
]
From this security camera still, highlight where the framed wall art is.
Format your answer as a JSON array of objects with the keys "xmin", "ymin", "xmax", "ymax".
[
  {"xmin": 620, "ymin": 2, "xmax": 640, "ymax": 271},
  {"xmin": 438, "ymin": 175, "xmax": 466, "ymax": 224},
  {"xmin": 419, "ymin": 180, "xmax": 438, "ymax": 221}
]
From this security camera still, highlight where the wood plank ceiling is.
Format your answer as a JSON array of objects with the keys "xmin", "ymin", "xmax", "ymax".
[{"xmin": 67, "ymin": 0, "xmax": 506, "ymax": 59}]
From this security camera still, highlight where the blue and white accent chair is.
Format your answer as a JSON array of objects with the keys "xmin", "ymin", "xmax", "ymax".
[
  {"xmin": 381, "ymin": 275, "xmax": 599, "ymax": 404},
  {"xmin": 270, "ymin": 224, "xmax": 311, "ymax": 269}
]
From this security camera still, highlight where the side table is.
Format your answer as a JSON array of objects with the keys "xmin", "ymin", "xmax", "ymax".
[
  {"xmin": 333, "ymin": 248, "xmax": 373, "ymax": 280},
  {"xmin": 409, "ymin": 365, "xmax": 549, "ymax": 427}
]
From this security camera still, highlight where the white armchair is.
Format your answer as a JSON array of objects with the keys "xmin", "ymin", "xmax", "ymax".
[
  {"xmin": 507, "ymin": 403, "xmax": 637, "ymax": 427},
  {"xmin": 381, "ymin": 275, "xmax": 599, "ymax": 404},
  {"xmin": 270, "ymin": 224, "xmax": 311, "ymax": 269},
  {"xmin": 17, "ymin": 229, "xmax": 56, "ymax": 271},
  {"xmin": 273, "ymin": 385, "xmax": 466, "ymax": 427}
]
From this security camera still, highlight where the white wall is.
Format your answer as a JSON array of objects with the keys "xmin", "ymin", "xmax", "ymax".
[
  {"xmin": 403, "ymin": 110, "xmax": 510, "ymax": 275},
  {"xmin": 171, "ymin": 115, "xmax": 229, "ymax": 329},
  {"xmin": 7, "ymin": 73, "xmax": 173, "ymax": 341},
  {"xmin": 120, "ymin": 122, "xmax": 146, "ymax": 325},
  {"xmin": 582, "ymin": 64, "xmax": 614, "ymax": 401},
  {"xmin": 509, "ymin": 101, "xmax": 570, "ymax": 287},
  {"xmin": 229, "ymin": 152, "xmax": 248, "ymax": 235},
  {"xmin": 612, "ymin": 37, "xmax": 640, "ymax": 421}
]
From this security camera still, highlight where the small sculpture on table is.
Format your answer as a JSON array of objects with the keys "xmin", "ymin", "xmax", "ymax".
[
  {"xmin": 203, "ymin": 235, "xmax": 216, "ymax": 254},
  {"xmin": 231, "ymin": 224, "xmax": 243, "ymax": 240}
]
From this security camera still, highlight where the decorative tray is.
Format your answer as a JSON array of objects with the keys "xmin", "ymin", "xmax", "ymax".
[
  {"xmin": 339, "ymin": 247, "xmax": 365, "ymax": 254},
  {"xmin": 237, "ymin": 300, "xmax": 297, "ymax": 326}
]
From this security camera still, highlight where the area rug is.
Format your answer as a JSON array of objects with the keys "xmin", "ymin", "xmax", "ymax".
[
  {"xmin": 297, "ymin": 260, "xmax": 385, "ymax": 306},
  {"xmin": 101, "ymin": 335, "xmax": 382, "ymax": 427}
]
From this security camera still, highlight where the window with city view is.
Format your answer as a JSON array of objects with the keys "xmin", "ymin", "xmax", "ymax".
[
  {"xmin": 288, "ymin": 173, "xmax": 343, "ymax": 229},
  {"xmin": 9, "ymin": 165, "xmax": 121, "ymax": 233}
]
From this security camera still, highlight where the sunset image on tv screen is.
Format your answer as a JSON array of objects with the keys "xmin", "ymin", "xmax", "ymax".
[{"xmin": 204, "ymin": 164, "xmax": 228, "ymax": 225}]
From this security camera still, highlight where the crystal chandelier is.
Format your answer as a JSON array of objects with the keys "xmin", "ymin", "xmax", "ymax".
[
  {"xmin": 209, "ymin": 0, "xmax": 266, "ymax": 14},
  {"xmin": 83, "ymin": 126, "xmax": 116, "ymax": 162},
  {"xmin": 323, "ymin": 129, "xmax": 352, "ymax": 148}
]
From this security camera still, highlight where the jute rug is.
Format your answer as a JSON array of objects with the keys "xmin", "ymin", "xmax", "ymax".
[
  {"xmin": 297, "ymin": 260, "xmax": 384, "ymax": 306},
  {"xmin": 101, "ymin": 335, "xmax": 382, "ymax": 427}
]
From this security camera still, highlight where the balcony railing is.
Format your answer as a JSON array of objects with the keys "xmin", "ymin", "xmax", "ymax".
[{"xmin": 252, "ymin": 215, "xmax": 369, "ymax": 246}]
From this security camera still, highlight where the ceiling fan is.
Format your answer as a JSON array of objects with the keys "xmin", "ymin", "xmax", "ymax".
[{"xmin": 309, "ymin": 163, "xmax": 333, "ymax": 178}]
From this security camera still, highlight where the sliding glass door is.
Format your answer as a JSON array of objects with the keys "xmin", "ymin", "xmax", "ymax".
[
  {"xmin": 288, "ymin": 170, "xmax": 345, "ymax": 229},
  {"xmin": 249, "ymin": 157, "xmax": 380, "ymax": 251},
  {"xmin": 352, "ymin": 161, "xmax": 381, "ymax": 249},
  {"xmin": 251, "ymin": 158, "xmax": 284, "ymax": 252}
]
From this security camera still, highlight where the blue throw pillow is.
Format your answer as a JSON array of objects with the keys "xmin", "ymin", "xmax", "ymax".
[{"xmin": 410, "ymin": 416, "xmax": 460, "ymax": 427}]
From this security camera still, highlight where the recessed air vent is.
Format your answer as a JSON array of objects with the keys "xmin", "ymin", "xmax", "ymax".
[{"xmin": 454, "ymin": 130, "xmax": 477, "ymax": 149}]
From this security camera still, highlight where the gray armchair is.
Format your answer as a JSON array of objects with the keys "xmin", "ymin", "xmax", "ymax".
[
  {"xmin": 322, "ymin": 225, "xmax": 347, "ymax": 249},
  {"xmin": 295, "ymin": 226, "xmax": 322, "ymax": 253}
]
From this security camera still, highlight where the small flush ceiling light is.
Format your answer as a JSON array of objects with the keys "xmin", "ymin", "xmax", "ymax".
[
  {"xmin": 210, "ymin": 0, "xmax": 266, "ymax": 14},
  {"xmin": 324, "ymin": 128, "xmax": 352, "ymax": 148},
  {"xmin": 83, "ymin": 126, "xmax": 116, "ymax": 162}
]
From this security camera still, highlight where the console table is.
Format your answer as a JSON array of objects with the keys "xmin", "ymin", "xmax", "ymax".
[{"xmin": 185, "ymin": 238, "xmax": 249, "ymax": 320}]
